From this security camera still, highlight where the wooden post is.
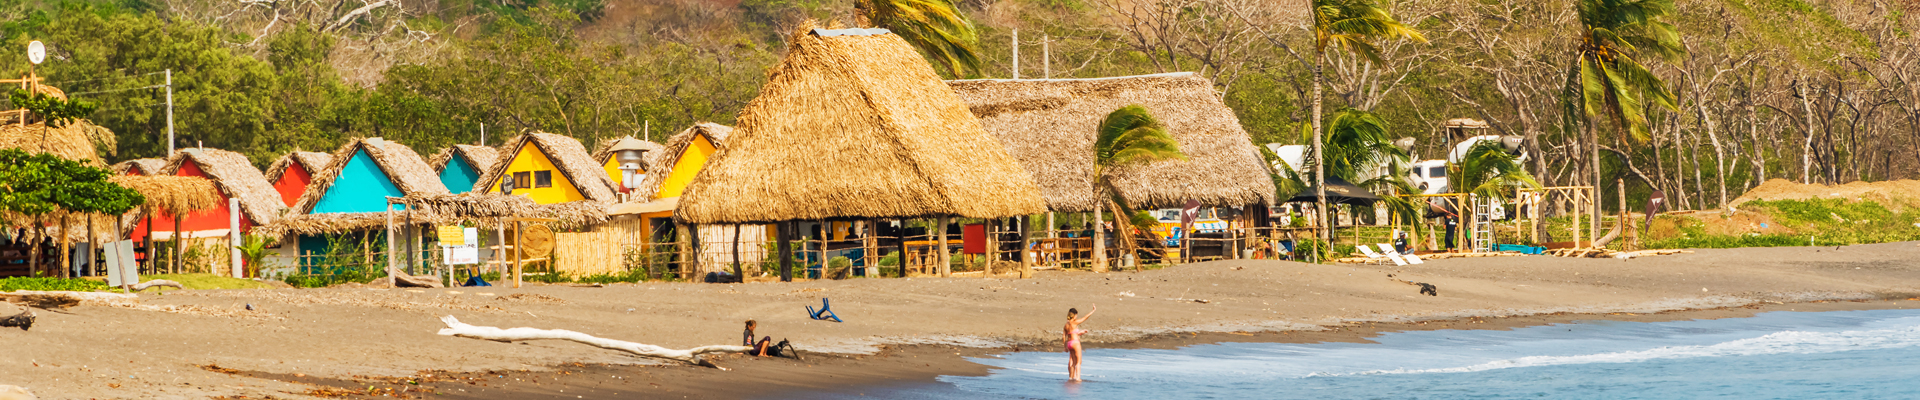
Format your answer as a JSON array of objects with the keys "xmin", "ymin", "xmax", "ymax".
[
  {"xmin": 731, "ymin": 224, "xmax": 743, "ymax": 279},
  {"xmin": 408, "ymin": 201, "xmax": 420, "ymax": 276},
  {"xmin": 896, "ymin": 220, "xmax": 909, "ymax": 278},
  {"xmin": 863, "ymin": 219, "xmax": 877, "ymax": 278},
  {"xmin": 173, "ymin": 214, "xmax": 183, "ymax": 274},
  {"xmin": 1018, "ymin": 215, "xmax": 1032, "ymax": 278},
  {"xmin": 674, "ymin": 222, "xmax": 690, "ymax": 281},
  {"xmin": 87, "ymin": 215, "xmax": 97, "ymax": 277},
  {"xmin": 984, "ymin": 218, "xmax": 999, "ymax": 278},
  {"xmin": 778, "ymin": 221, "xmax": 793, "ymax": 282},
  {"xmin": 386, "ymin": 202, "xmax": 397, "ymax": 288},
  {"xmin": 143, "ymin": 207, "xmax": 153, "ymax": 274},
  {"xmin": 495, "ymin": 222, "xmax": 507, "ymax": 282},
  {"xmin": 686, "ymin": 223, "xmax": 701, "ymax": 279},
  {"xmin": 937, "ymin": 216, "xmax": 951, "ymax": 277},
  {"xmin": 513, "ymin": 221, "xmax": 524, "ymax": 288},
  {"xmin": 57, "ymin": 214, "xmax": 70, "ymax": 278}
]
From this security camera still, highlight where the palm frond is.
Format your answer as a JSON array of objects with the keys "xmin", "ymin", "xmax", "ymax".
[
  {"xmin": 1097, "ymin": 105, "xmax": 1187, "ymax": 168},
  {"xmin": 862, "ymin": 0, "xmax": 982, "ymax": 77}
]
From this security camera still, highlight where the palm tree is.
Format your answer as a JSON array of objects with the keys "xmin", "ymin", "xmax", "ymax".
[
  {"xmin": 1450, "ymin": 140, "xmax": 1542, "ymax": 200},
  {"xmin": 856, "ymin": 0, "xmax": 982, "ymax": 77},
  {"xmin": 1307, "ymin": 0, "xmax": 1425, "ymax": 249},
  {"xmin": 1094, "ymin": 105, "xmax": 1186, "ymax": 272},
  {"xmin": 1268, "ymin": 108, "xmax": 1433, "ymax": 255},
  {"xmin": 1570, "ymin": 0, "xmax": 1682, "ymax": 246}
]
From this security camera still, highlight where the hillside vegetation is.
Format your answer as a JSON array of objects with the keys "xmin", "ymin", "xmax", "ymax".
[{"xmin": 0, "ymin": 0, "xmax": 1913, "ymax": 217}]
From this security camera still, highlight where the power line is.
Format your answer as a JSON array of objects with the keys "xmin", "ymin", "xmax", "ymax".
[
  {"xmin": 68, "ymin": 84, "xmax": 167, "ymax": 97},
  {"xmin": 44, "ymin": 70, "xmax": 166, "ymax": 87}
]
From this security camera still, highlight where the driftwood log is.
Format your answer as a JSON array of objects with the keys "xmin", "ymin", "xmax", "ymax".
[
  {"xmin": 0, "ymin": 291, "xmax": 137, "ymax": 306},
  {"xmin": 435, "ymin": 316, "xmax": 751, "ymax": 369},
  {"xmin": 386, "ymin": 267, "xmax": 445, "ymax": 288},
  {"xmin": 130, "ymin": 279, "xmax": 185, "ymax": 292},
  {"xmin": 1, "ymin": 310, "xmax": 34, "ymax": 331},
  {"xmin": 1387, "ymin": 274, "xmax": 1438, "ymax": 296}
]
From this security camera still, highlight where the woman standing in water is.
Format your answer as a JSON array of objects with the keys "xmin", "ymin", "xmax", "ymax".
[{"xmin": 1064, "ymin": 304, "xmax": 1096, "ymax": 381}]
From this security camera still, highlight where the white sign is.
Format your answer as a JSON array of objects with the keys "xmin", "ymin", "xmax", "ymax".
[
  {"xmin": 104, "ymin": 240, "xmax": 139, "ymax": 287},
  {"xmin": 27, "ymin": 41, "xmax": 44, "ymax": 65},
  {"xmin": 442, "ymin": 228, "xmax": 479, "ymax": 265}
]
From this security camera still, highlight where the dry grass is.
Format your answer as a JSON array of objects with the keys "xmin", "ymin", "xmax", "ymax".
[
  {"xmin": 156, "ymin": 148, "xmax": 286, "ymax": 226},
  {"xmin": 428, "ymin": 144, "xmax": 501, "ymax": 175},
  {"xmin": 111, "ymin": 158, "xmax": 167, "ymax": 176},
  {"xmin": 264, "ymin": 151, "xmax": 335, "ymax": 184},
  {"xmin": 110, "ymin": 175, "xmax": 223, "ymax": 215},
  {"xmin": 676, "ymin": 25, "xmax": 1047, "ymax": 224}
]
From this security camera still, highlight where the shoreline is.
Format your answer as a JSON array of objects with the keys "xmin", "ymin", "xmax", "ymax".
[{"xmin": 273, "ymin": 298, "xmax": 1919, "ymax": 399}]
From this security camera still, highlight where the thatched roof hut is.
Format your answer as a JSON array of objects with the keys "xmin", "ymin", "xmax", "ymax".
[
  {"xmin": 947, "ymin": 72, "xmax": 1276, "ymax": 211},
  {"xmin": 264, "ymin": 151, "xmax": 334, "ymax": 207},
  {"xmin": 157, "ymin": 148, "xmax": 286, "ymax": 226},
  {"xmin": 430, "ymin": 144, "xmax": 501, "ymax": 194},
  {"xmin": 0, "ymin": 121, "xmax": 112, "ymax": 166},
  {"xmin": 675, "ymin": 28, "xmax": 1046, "ymax": 224},
  {"xmin": 112, "ymin": 158, "xmax": 168, "ymax": 176},
  {"xmin": 282, "ymin": 137, "xmax": 447, "ymax": 220},
  {"xmin": 471, "ymin": 132, "xmax": 618, "ymax": 204},
  {"xmin": 633, "ymin": 123, "xmax": 731, "ymax": 201}
]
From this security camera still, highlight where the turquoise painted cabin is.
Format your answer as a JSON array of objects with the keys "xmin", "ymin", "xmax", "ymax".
[
  {"xmin": 430, "ymin": 145, "xmax": 502, "ymax": 195},
  {"xmin": 312, "ymin": 150, "xmax": 409, "ymax": 213}
]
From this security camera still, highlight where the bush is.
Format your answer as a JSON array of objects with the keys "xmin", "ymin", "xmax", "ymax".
[{"xmin": 0, "ymin": 277, "xmax": 112, "ymax": 292}]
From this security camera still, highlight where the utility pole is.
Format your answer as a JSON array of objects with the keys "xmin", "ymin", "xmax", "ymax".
[
  {"xmin": 1043, "ymin": 34, "xmax": 1051, "ymax": 79},
  {"xmin": 165, "ymin": 69, "xmax": 175, "ymax": 155},
  {"xmin": 480, "ymin": 123, "xmax": 486, "ymax": 146},
  {"xmin": 1011, "ymin": 29, "xmax": 1020, "ymax": 79}
]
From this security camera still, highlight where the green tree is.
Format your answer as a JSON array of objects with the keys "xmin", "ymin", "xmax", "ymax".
[
  {"xmin": 1306, "ymin": 0, "xmax": 1425, "ymax": 247},
  {"xmin": 0, "ymin": 149, "xmax": 143, "ymax": 277},
  {"xmin": 1093, "ymin": 105, "xmax": 1185, "ymax": 271},
  {"xmin": 1450, "ymin": 140, "xmax": 1541, "ymax": 200},
  {"xmin": 1570, "ymin": 0, "xmax": 1682, "ymax": 245},
  {"xmin": 855, "ymin": 0, "xmax": 982, "ymax": 77}
]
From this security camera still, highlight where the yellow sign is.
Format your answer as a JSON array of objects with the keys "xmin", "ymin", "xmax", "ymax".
[{"xmin": 437, "ymin": 226, "xmax": 466, "ymax": 246}]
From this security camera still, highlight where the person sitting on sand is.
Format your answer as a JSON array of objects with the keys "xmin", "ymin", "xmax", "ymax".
[
  {"xmin": 1064, "ymin": 304, "xmax": 1096, "ymax": 382},
  {"xmin": 744, "ymin": 320, "xmax": 772, "ymax": 357}
]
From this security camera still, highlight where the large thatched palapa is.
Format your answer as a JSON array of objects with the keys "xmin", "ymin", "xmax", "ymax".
[
  {"xmin": 0, "ymin": 121, "xmax": 113, "ymax": 166},
  {"xmin": 273, "ymin": 137, "xmax": 449, "ymax": 235},
  {"xmin": 947, "ymin": 72, "xmax": 1276, "ymax": 212},
  {"xmin": 676, "ymin": 27, "xmax": 1046, "ymax": 224},
  {"xmin": 430, "ymin": 144, "xmax": 501, "ymax": 195},
  {"xmin": 265, "ymin": 151, "xmax": 335, "ymax": 207},
  {"xmin": 112, "ymin": 158, "xmax": 168, "ymax": 176},
  {"xmin": 472, "ymin": 133, "xmax": 618, "ymax": 204}
]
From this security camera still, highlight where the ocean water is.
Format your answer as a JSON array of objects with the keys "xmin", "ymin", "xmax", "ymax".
[{"xmin": 820, "ymin": 309, "xmax": 1920, "ymax": 399}]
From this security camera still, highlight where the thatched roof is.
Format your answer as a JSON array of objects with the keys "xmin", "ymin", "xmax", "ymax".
[
  {"xmin": 0, "ymin": 121, "xmax": 110, "ymax": 166},
  {"xmin": 429, "ymin": 144, "xmax": 502, "ymax": 173},
  {"xmin": 160, "ymin": 148, "xmax": 286, "ymax": 226},
  {"xmin": 260, "ymin": 192, "xmax": 609, "ymax": 236},
  {"xmin": 112, "ymin": 158, "xmax": 168, "ymax": 176},
  {"xmin": 110, "ymin": 175, "xmax": 223, "ymax": 215},
  {"xmin": 590, "ymin": 136, "xmax": 664, "ymax": 167},
  {"xmin": 471, "ymin": 133, "xmax": 618, "ymax": 202},
  {"xmin": 947, "ymin": 72, "xmax": 1277, "ymax": 211},
  {"xmin": 634, "ymin": 123, "xmax": 732, "ymax": 200},
  {"xmin": 675, "ymin": 27, "xmax": 1047, "ymax": 224},
  {"xmin": 263, "ymin": 151, "xmax": 334, "ymax": 183},
  {"xmin": 289, "ymin": 137, "xmax": 449, "ymax": 215}
]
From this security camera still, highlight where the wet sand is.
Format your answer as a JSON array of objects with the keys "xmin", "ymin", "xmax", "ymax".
[{"xmin": 3, "ymin": 242, "xmax": 1918, "ymax": 399}]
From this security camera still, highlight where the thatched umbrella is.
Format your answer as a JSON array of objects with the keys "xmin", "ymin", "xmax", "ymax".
[
  {"xmin": 110, "ymin": 175, "xmax": 223, "ymax": 273},
  {"xmin": 0, "ymin": 121, "xmax": 112, "ymax": 167},
  {"xmin": 677, "ymin": 26, "xmax": 1046, "ymax": 279}
]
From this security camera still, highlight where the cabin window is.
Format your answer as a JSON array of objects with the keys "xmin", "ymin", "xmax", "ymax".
[
  {"xmin": 1428, "ymin": 167, "xmax": 1447, "ymax": 178},
  {"xmin": 534, "ymin": 170, "xmax": 553, "ymax": 188},
  {"xmin": 511, "ymin": 171, "xmax": 531, "ymax": 190}
]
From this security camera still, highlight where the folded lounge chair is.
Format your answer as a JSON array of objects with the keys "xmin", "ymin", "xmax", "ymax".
[
  {"xmin": 807, "ymin": 297, "xmax": 842, "ymax": 322},
  {"xmin": 1375, "ymin": 244, "xmax": 1409, "ymax": 266},
  {"xmin": 1353, "ymin": 245, "xmax": 1395, "ymax": 265},
  {"xmin": 1378, "ymin": 244, "xmax": 1423, "ymax": 265}
]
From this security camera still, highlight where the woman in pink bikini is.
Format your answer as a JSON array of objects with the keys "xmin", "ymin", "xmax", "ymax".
[{"xmin": 1064, "ymin": 304, "xmax": 1096, "ymax": 381}]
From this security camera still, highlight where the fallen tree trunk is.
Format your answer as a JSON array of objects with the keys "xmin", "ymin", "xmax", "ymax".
[
  {"xmin": 0, "ymin": 290, "xmax": 137, "ymax": 306},
  {"xmin": 131, "ymin": 279, "xmax": 185, "ymax": 292},
  {"xmin": 435, "ymin": 315, "xmax": 751, "ymax": 369}
]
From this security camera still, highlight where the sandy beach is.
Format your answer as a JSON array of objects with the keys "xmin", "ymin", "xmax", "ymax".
[{"xmin": 4, "ymin": 242, "xmax": 1919, "ymax": 399}]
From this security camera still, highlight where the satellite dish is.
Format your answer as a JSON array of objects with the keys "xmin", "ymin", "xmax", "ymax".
[{"xmin": 27, "ymin": 41, "xmax": 45, "ymax": 65}]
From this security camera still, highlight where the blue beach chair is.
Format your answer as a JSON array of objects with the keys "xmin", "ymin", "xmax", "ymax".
[{"xmin": 807, "ymin": 298, "xmax": 842, "ymax": 322}]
